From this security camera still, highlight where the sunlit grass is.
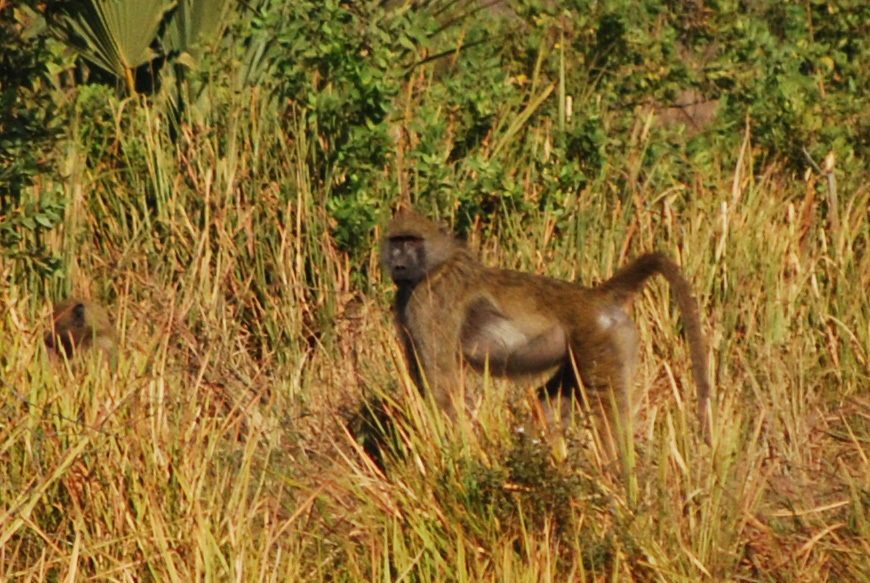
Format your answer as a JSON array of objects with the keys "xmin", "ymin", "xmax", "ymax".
[{"xmin": 3, "ymin": 46, "xmax": 870, "ymax": 583}]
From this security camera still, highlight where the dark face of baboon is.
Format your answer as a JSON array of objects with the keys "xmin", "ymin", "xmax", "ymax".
[
  {"xmin": 381, "ymin": 207, "xmax": 457, "ymax": 287},
  {"xmin": 45, "ymin": 299, "xmax": 116, "ymax": 361},
  {"xmin": 384, "ymin": 236, "xmax": 427, "ymax": 284}
]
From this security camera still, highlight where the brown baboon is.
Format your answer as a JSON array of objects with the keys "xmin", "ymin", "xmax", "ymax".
[
  {"xmin": 381, "ymin": 207, "xmax": 711, "ymax": 461},
  {"xmin": 45, "ymin": 299, "xmax": 117, "ymax": 364}
]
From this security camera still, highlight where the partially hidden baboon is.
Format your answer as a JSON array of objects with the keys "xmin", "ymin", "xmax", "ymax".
[
  {"xmin": 381, "ymin": 207, "xmax": 711, "ymax": 461},
  {"xmin": 45, "ymin": 299, "xmax": 117, "ymax": 364}
]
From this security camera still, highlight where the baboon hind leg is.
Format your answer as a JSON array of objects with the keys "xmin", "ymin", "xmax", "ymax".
[{"xmin": 538, "ymin": 322, "xmax": 638, "ymax": 470}]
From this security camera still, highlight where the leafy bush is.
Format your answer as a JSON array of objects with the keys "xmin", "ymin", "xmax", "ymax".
[
  {"xmin": 0, "ymin": 2, "xmax": 67, "ymax": 280},
  {"xmin": 712, "ymin": 1, "xmax": 870, "ymax": 170},
  {"xmin": 253, "ymin": 0, "xmax": 425, "ymax": 252}
]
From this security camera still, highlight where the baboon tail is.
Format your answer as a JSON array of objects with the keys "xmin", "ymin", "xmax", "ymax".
[
  {"xmin": 651, "ymin": 254, "xmax": 711, "ymax": 432},
  {"xmin": 601, "ymin": 252, "xmax": 712, "ymax": 440},
  {"xmin": 599, "ymin": 252, "xmax": 668, "ymax": 296}
]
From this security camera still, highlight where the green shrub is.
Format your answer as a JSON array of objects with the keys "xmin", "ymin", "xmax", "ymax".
[{"xmin": 0, "ymin": 2, "xmax": 67, "ymax": 282}]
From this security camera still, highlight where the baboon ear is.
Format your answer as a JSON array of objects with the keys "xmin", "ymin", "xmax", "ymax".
[{"xmin": 72, "ymin": 303, "xmax": 87, "ymax": 325}]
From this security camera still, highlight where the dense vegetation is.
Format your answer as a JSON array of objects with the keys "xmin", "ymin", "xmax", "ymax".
[{"xmin": 1, "ymin": 0, "xmax": 868, "ymax": 580}]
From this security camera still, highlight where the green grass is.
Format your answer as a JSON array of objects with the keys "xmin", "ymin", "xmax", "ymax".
[{"xmin": 3, "ymin": 5, "xmax": 870, "ymax": 580}]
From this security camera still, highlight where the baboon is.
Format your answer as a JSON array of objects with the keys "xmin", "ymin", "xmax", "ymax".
[
  {"xmin": 45, "ymin": 299, "xmax": 117, "ymax": 363},
  {"xmin": 381, "ymin": 207, "xmax": 711, "ymax": 460}
]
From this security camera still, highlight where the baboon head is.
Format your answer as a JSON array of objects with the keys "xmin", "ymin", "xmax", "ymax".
[
  {"xmin": 45, "ymin": 299, "xmax": 116, "ymax": 360},
  {"xmin": 381, "ymin": 207, "xmax": 457, "ymax": 285}
]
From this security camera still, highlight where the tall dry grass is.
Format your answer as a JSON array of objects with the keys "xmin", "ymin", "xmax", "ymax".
[{"xmin": 2, "ymin": 65, "xmax": 869, "ymax": 583}]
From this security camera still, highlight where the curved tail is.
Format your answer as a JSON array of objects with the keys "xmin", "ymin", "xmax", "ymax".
[{"xmin": 601, "ymin": 252, "xmax": 712, "ymax": 441}]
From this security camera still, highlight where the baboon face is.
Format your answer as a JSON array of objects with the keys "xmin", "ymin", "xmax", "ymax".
[
  {"xmin": 45, "ymin": 302, "xmax": 91, "ymax": 356},
  {"xmin": 381, "ymin": 207, "xmax": 456, "ymax": 286},
  {"xmin": 385, "ymin": 235, "xmax": 427, "ymax": 284}
]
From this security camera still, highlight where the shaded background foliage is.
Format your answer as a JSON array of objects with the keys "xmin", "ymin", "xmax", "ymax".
[{"xmin": 0, "ymin": 0, "xmax": 67, "ymax": 281}]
